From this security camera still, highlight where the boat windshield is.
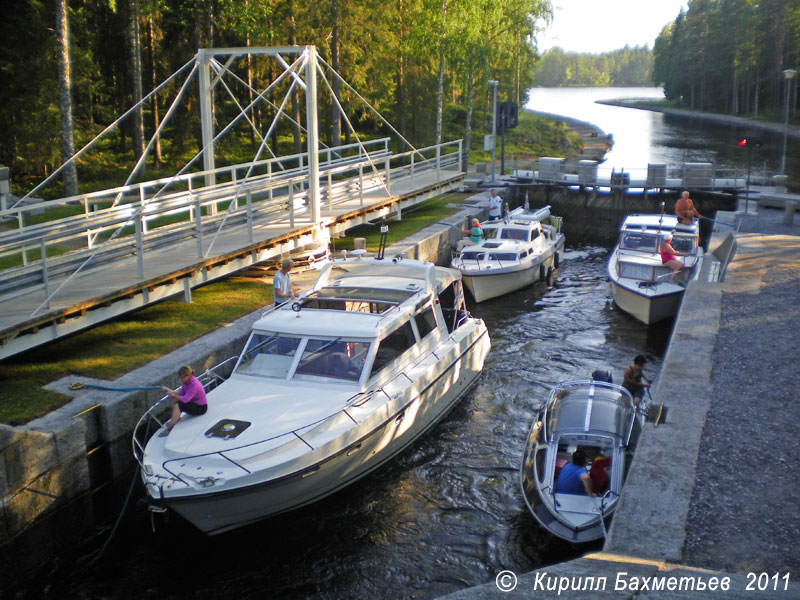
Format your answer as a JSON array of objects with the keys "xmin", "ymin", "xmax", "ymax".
[
  {"xmin": 235, "ymin": 333, "xmax": 301, "ymax": 379},
  {"xmin": 234, "ymin": 333, "xmax": 370, "ymax": 382},
  {"xmin": 546, "ymin": 384, "xmax": 633, "ymax": 441},
  {"xmin": 500, "ymin": 228, "xmax": 528, "ymax": 241},
  {"xmin": 294, "ymin": 338, "xmax": 370, "ymax": 382},
  {"xmin": 619, "ymin": 232, "xmax": 660, "ymax": 252}
]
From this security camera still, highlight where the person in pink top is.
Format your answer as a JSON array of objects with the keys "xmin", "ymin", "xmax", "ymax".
[
  {"xmin": 159, "ymin": 365, "xmax": 208, "ymax": 436},
  {"xmin": 660, "ymin": 233, "xmax": 686, "ymax": 285}
]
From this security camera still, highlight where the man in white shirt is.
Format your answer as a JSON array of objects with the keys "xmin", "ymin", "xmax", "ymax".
[
  {"xmin": 488, "ymin": 189, "xmax": 502, "ymax": 220},
  {"xmin": 273, "ymin": 258, "xmax": 299, "ymax": 305}
]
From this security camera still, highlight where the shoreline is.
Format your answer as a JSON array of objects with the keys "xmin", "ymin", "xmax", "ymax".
[
  {"xmin": 525, "ymin": 109, "xmax": 613, "ymax": 163},
  {"xmin": 599, "ymin": 98, "xmax": 800, "ymax": 140}
]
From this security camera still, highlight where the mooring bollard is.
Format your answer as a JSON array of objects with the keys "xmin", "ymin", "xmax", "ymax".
[{"xmin": 784, "ymin": 201, "xmax": 797, "ymax": 225}]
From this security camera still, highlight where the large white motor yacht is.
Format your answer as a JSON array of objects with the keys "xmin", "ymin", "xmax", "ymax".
[{"xmin": 133, "ymin": 256, "xmax": 490, "ymax": 534}]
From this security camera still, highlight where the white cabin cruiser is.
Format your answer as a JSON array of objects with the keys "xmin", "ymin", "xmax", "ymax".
[
  {"xmin": 607, "ymin": 214, "xmax": 703, "ymax": 324},
  {"xmin": 520, "ymin": 377, "xmax": 644, "ymax": 543},
  {"xmin": 450, "ymin": 205, "xmax": 565, "ymax": 303},
  {"xmin": 133, "ymin": 256, "xmax": 490, "ymax": 535}
]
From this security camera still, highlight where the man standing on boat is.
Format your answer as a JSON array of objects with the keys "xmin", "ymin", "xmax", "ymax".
[
  {"xmin": 273, "ymin": 258, "xmax": 299, "ymax": 305},
  {"xmin": 488, "ymin": 189, "xmax": 502, "ymax": 221},
  {"xmin": 675, "ymin": 191, "xmax": 703, "ymax": 225},
  {"xmin": 622, "ymin": 355, "xmax": 652, "ymax": 406}
]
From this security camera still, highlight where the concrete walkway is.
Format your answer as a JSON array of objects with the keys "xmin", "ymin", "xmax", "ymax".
[{"xmin": 438, "ymin": 203, "xmax": 800, "ymax": 598}]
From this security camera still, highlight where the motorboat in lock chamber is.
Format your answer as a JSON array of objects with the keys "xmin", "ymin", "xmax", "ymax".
[{"xmin": 133, "ymin": 255, "xmax": 491, "ymax": 534}]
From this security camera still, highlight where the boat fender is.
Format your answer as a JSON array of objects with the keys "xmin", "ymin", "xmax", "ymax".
[
  {"xmin": 546, "ymin": 266, "xmax": 553, "ymax": 286},
  {"xmin": 554, "ymin": 252, "xmax": 560, "ymax": 269},
  {"xmin": 539, "ymin": 264, "xmax": 546, "ymax": 282}
]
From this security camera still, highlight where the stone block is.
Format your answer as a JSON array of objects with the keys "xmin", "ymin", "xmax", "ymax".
[
  {"xmin": 1, "ymin": 429, "xmax": 58, "ymax": 495},
  {"xmin": 2, "ymin": 454, "xmax": 90, "ymax": 539}
]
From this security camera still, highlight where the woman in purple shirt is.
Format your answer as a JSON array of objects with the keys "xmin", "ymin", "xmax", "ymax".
[{"xmin": 160, "ymin": 365, "xmax": 207, "ymax": 436}]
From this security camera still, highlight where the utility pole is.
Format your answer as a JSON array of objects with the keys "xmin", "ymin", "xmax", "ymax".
[{"xmin": 488, "ymin": 80, "xmax": 498, "ymax": 182}]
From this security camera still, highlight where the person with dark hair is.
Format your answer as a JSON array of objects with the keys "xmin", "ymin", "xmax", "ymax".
[
  {"xmin": 159, "ymin": 365, "xmax": 208, "ymax": 437},
  {"xmin": 622, "ymin": 355, "xmax": 651, "ymax": 406},
  {"xmin": 554, "ymin": 449, "xmax": 594, "ymax": 496}
]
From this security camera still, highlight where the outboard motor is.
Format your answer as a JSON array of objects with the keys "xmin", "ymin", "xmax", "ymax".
[{"xmin": 591, "ymin": 369, "xmax": 613, "ymax": 384}]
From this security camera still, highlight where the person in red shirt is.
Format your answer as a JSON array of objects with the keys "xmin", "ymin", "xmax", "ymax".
[{"xmin": 660, "ymin": 233, "xmax": 686, "ymax": 285}]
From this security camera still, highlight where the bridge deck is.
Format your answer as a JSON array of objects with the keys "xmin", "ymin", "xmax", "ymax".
[{"xmin": 0, "ymin": 165, "xmax": 464, "ymax": 361}]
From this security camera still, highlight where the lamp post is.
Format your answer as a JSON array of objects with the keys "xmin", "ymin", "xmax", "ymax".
[
  {"xmin": 488, "ymin": 80, "xmax": 498, "ymax": 182},
  {"xmin": 780, "ymin": 68, "xmax": 797, "ymax": 174}
]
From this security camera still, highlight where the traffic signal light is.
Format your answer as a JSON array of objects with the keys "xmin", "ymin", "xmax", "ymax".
[{"xmin": 499, "ymin": 101, "xmax": 518, "ymax": 129}]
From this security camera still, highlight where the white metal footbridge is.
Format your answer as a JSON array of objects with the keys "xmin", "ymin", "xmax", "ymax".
[{"xmin": 0, "ymin": 46, "xmax": 465, "ymax": 361}]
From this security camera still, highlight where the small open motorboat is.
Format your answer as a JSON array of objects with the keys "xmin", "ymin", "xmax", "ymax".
[
  {"xmin": 133, "ymin": 255, "xmax": 490, "ymax": 535},
  {"xmin": 607, "ymin": 213, "xmax": 703, "ymax": 324},
  {"xmin": 520, "ymin": 375, "xmax": 644, "ymax": 543},
  {"xmin": 450, "ymin": 205, "xmax": 565, "ymax": 303}
]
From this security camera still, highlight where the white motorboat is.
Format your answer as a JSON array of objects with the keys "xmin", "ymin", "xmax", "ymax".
[
  {"xmin": 520, "ymin": 376, "xmax": 645, "ymax": 543},
  {"xmin": 606, "ymin": 214, "xmax": 703, "ymax": 324},
  {"xmin": 133, "ymin": 256, "xmax": 490, "ymax": 535},
  {"xmin": 450, "ymin": 205, "xmax": 565, "ymax": 303}
]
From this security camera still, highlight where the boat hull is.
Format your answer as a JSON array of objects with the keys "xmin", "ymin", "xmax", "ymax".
[
  {"xmin": 461, "ymin": 240, "xmax": 564, "ymax": 303},
  {"xmin": 150, "ymin": 330, "xmax": 491, "ymax": 535},
  {"xmin": 609, "ymin": 280, "xmax": 683, "ymax": 325}
]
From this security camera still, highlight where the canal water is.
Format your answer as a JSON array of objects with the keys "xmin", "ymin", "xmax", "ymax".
[
  {"xmin": 527, "ymin": 86, "xmax": 794, "ymax": 175},
  {"xmin": 11, "ymin": 247, "xmax": 669, "ymax": 600}
]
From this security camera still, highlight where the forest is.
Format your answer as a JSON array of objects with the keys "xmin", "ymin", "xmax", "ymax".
[
  {"xmin": 653, "ymin": 0, "xmax": 800, "ymax": 119},
  {"xmin": 0, "ymin": 0, "xmax": 552, "ymax": 198},
  {"xmin": 533, "ymin": 46, "xmax": 654, "ymax": 87}
]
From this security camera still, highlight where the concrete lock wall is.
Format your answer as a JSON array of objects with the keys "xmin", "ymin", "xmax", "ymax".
[{"xmin": 0, "ymin": 207, "xmax": 474, "ymax": 580}]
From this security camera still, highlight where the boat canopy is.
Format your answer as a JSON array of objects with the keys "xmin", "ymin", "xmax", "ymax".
[{"xmin": 545, "ymin": 381, "xmax": 634, "ymax": 442}]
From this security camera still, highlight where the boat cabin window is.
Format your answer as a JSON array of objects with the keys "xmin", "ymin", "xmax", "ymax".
[
  {"xmin": 235, "ymin": 333, "xmax": 301, "ymax": 379},
  {"xmin": 530, "ymin": 229, "xmax": 540, "ymax": 241},
  {"xmin": 620, "ymin": 232, "xmax": 659, "ymax": 252},
  {"xmin": 460, "ymin": 251, "xmax": 485, "ymax": 261},
  {"xmin": 294, "ymin": 338, "xmax": 370, "ymax": 382},
  {"xmin": 671, "ymin": 234, "xmax": 697, "ymax": 254},
  {"xmin": 370, "ymin": 321, "xmax": 416, "ymax": 376},
  {"xmin": 482, "ymin": 227, "xmax": 499, "ymax": 240},
  {"xmin": 489, "ymin": 252, "xmax": 518, "ymax": 262},
  {"xmin": 414, "ymin": 307, "xmax": 438, "ymax": 340},
  {"xmin": 500, "ymin": 228, "xmax": 528, "ymax": 241}
]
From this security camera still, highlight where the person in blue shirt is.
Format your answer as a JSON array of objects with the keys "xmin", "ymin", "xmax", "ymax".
[{"xmin": 554, "ymin": 449, "xmax": 595, "ymax": 496}]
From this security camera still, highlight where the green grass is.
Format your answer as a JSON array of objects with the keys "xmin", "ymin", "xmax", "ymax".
[
  {"xmin": 332, "ymin": 192, "xmax": 466, "ymax": 252},
  {"xmin": 0, "ymin": 277, "xmax": 272, "ymax": 425}
]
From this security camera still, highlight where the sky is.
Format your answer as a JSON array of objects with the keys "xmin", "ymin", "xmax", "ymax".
[{"xmin": 534, "ymin": 0, "xmax": 689, "ymax": 54}]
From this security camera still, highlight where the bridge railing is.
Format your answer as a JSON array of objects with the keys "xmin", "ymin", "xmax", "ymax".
[
  {"xmin": 0, "ymin": 139, "xmax": 392, "ymax": 261},
  {"xmin": 0, "ymin": 138, "xmax": 461, "ymax": 308}
]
